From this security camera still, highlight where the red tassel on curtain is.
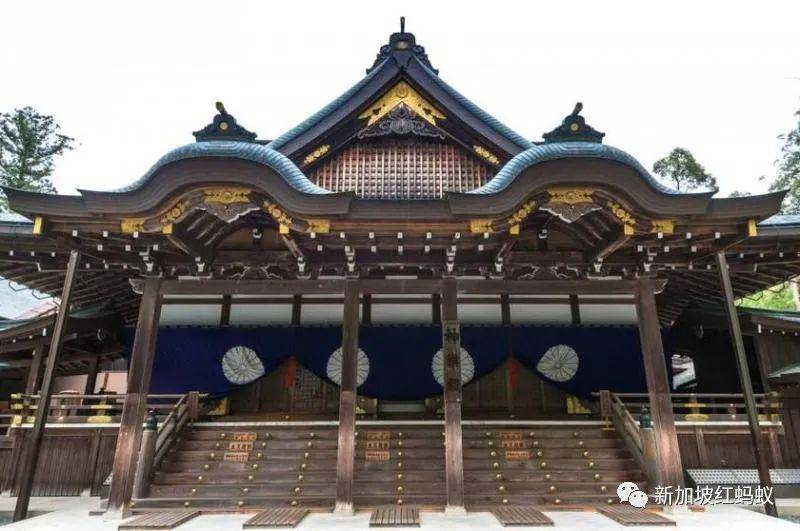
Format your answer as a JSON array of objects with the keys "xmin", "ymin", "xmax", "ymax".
[
  {"xmin": 507, "ymin": 351, "xmax": 519, "ymax": 389},
  {"xmin": 283, "ymin": 356, "xmax": 297, "ymax": 389}
]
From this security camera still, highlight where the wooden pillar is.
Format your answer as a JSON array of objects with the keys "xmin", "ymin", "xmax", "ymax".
[
  {"xmin": 24, "ymin": 343, "xmax": 46, "ymax": 394},
  {"xmin": 132, "ymin": 410, "xmax": 158, "ymax": 499},
  {"xmin": 716, "ymin": 251, "xmax": 777, "ymax": 516},
  {"xmin": 84, "ymin": 353, "xmax": 101, "ymax": 395},
  {"xmin": 14, "ymin": 250, "xmax": 80, "ymax": 521},
  {"xmin": 334, "ymin": 280, "xmax": 359, "ymax": 514},
  {"xmin": 441, "ymin": 278, "xmax": 465, "ymax": 513},
  {"xmin": 106, "ymin": 278, "xmax": 163, "ymax": 515},
  {"xmin": 634, "ymin": 279, "xmax": 684, "ymax": 491}
]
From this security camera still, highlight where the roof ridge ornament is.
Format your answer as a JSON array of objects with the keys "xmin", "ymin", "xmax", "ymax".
[
  {"xmin": 193, "ymin": 101, "xmax": 257, "ymax": 143},
  {"xmin": 542, "ymin": 102, "xmax": 605, "ymax": 144},
  {"xmin": 367, "ymin": 17, "xmax": 438, "ymax": 74}
]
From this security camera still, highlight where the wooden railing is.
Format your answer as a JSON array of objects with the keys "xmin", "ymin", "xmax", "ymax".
[
  {"xmin": 4, "ymin": 393, "xmax": 203, "ymax": 432},
  {"xmin": 606, "ymin": 392, "xmax": 781, "ymax": 422},
  {"xmin": 153, "ymin": 392, "xmax": 200, "ymax": 469}
]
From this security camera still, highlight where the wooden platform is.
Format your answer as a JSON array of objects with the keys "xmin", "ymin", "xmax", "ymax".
[
  {"xmin": 491, "ymin": 507, "xmax": 554, "ymax": 526},
  {"xmin": 243, "ymin": 508, "xmax": 310, "ymax": 528},
  {"xmin": 369, "ymin": 505, "xmax": 420, "ymax": 527},
  {"xmin": 119, "ymin": 510, "xmax": 200, "ymax": 530},
  {"xmin": 596, "ymin": 505, "xmax": 675, "ymax": 526}
]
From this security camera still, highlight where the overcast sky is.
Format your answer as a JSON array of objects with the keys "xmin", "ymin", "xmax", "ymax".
[{"xmin": 2, "ymin": 0, "xmax": 798, "ymax": 197}]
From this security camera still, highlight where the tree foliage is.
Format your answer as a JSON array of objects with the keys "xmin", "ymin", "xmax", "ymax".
[
  {"xmin": 737, "ymin": 282, "xmax": 796, "ymax": 311},
  {"xmin": 768, "ymin": 109, "xmax": 800, "ymax": 213},
  {"xmin": 0, "ymin": 107, "xmax": 74, "ymax": 211},
  {"xmin": 652, "ymin": 147, "xmax": 717, "ymax": 192}
]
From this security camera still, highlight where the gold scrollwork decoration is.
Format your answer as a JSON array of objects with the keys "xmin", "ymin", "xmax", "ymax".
[
  {"xmin": 121, "ymin": 218, "xmax": 146, "ymax": 234},
  {"xmin": 203, "ymin": 187, "xmax": 252, "ymax": 204},
  {"xmin": 607, "ymin": 201, "xmax": 635, "ymax": 227},
  {"xmin": 359, "ymin": 81, "xmax": 445, "ymax": 127},
  {"xmin": 263, "ymin": 200, "xmax": 294, "ymax": 230},
  {"xmin": 302, "ymin": 145, "xmax": 330, "ymax": 167},
  {"xmin": 547, "ymin": 187, "xmax": 595, "ymax": 205},
  {"xmin": 469, "ymin": 219, "xmax": 495, "ymax": 234},
  {"xmin": 160, "ymin": 200, "xmax": 191, "ymax": 226},
  {"xmin": 306, "ymin": 219, "xmax": 330, "ymax": 234},
  {"xmin": 507, "ymin": 200, "xmax": 537, "ymax": 226},
  {"xmin": 473, "ymin": 145, "xmax": 500, "ymax": 166}
]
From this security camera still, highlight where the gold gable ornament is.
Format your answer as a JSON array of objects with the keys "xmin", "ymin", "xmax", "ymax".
[
  {"xmin": 359, "ymin": 81, "xmax": 445, "ymax": 127},
  {"xmin": 541, "ymin": 187, "xmax": 600, "ymax": 223}
]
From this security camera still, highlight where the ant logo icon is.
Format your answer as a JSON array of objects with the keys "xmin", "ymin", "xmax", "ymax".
[{"xmin": 617, "ymin": 482, "xmax": 648, "ymax": 508}]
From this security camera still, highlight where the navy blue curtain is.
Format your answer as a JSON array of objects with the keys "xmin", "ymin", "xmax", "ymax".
[
  {"xmin": 508, "ymin": 326, "xmax": 673, "ymax": 398},
  {"xmin": 128, "ymin": 325, "xmax": 671, "ymax": 400}
]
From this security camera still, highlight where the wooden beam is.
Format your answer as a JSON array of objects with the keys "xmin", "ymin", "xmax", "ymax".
[
  {"xmin": 106, "ymin": 278, "xmax": 163, "ymax": 515},
  {"xmin": 219, "ymin": 295, "xmax": 232, "ymax": 327},
  {"xmin": 362, "ymin": 293, "xmax": 372, "ymax": 326},
  {"xmin": 569, "ymin": 294, "xmax": 581, "ymax": 325},
  {"xmin": 291, "ymin": 295, "xmax": 302, "ymax": 326},
  {"xmin": 715, "ymin": 251, "xmax": 777, "ymax": 516},
  {"xmin": 157, "ymin": 278, "xmax": 665, "ymax": 296},
  {"xmin": 334, "ymin": 280, "xmax": 359, "ymax": 515},
  {"xmin": 84, "ymin": 352, "xmax": 101, "ymax": 394},
  {"xmin": 24, "ymin": 344, "xmax": 45, "ymax": 394},
  {"xmin": 14, "ymin": 249, "xmax": 80, "ymax": 522},
  {"xmin": 441, "ymin": 279, "xmax": 465, "ymax": 513},
  {"xmin": 634, "ymin": 280, "xmax": 684, "ymax": 492},
  {"xmin": 431, "ymin": 294, "xmax": 441, "ymax": 325}
]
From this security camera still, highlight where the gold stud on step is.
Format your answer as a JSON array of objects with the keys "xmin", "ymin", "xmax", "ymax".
[
  {"xmin": 490, "ymin": 451, "xmax": 497, "ymax": 457},
  {"xmin": 540, "ymin": 462, "xmax": 547, "ymax": 469},
  {"xmin": 498, "ymin": 485, "xmax": 505, "ymax": 492},
  {"xmin": 291, "ymin": 500, "xmax": 298, "ymax": 507},
  {"xmin": 397, "ymin": 432, "xmax": 403, "ymax": 438},
  {"xmin": 502, "ymin": 498, "xmax": 508, "ymax": 505},
  {"xmin": 203, "ymin": 464, "xmax": 210, "ymax": 470},
  {"xmin": 607, "ymin": 498, "xmax": 614, "ymax": 505},
  {"xmin": 536, "ymin": 450, "xmax": 543, "ymax": 457},
  {"xmin": 578, "ymin": 441, "xmax": 584, "ymax": 447},
  {"xmin": 397, "ymin": 486, "xmax": 404, "ymax": 492},
  {"xmin": 397, "ymin": 462, "xmax": 403, "ymax": 469},
  {"xmin": 488, "ymin": 441, "xmax": 494, "ymax": 448},
  {"xmin": 485, "ymin": 431, "xmax": 492, "ymax": 437},
  {"xmin": 304, "ymin": 452, "xmax": 310, "ymax": 458},
  {"xmin": 397, "ymin": 451, "xmax": 403, "ymax": 457},
  {"xmin": 220, "ymin": 433, "xmax": 226, "ymax": 439},
  {"xmin": 600, "ymin": 486, "xmax": 607, "ymax": 493},
  {"xmin": 197, "ymin": 475, "xmax": 203, "ymax": 481},
  {"xmin": 532, "ymin": 441, "xmax": 539, "ymax": 447},
  {"xmin": 549, "ymin": 485, "xmax": 557, "ymax": 493},
  {"xmin": 248, "ymin": 475, "xmax": 254, "ymax": 481},
  {"xmin": 190, "ymin": 488, "xmax": 197, "ymax": 495},
  {"xmin": 214, "ymin": 443, "xmax": 220, "ymax": 449},
  {"xmin": 309, "ymin": 432, "xmax": 316, "ymax": 438},
  {"xmin": 544, "ymin": 474, "xmax": 551, "ymax": 481},
  {"xmin": 495, "ymin": 473, "xmax": 503, "ymax": 480},
  {"xmin": 307, "ymin": 442, "xmax": 313, "ymax": 448},
  {"xmin": 262, "ymin": 442, "xmax": 267, "ymax": 448},
  {"xmin": 588, "ymin": 461, "xmax": 595, "ymax": 469},
  {"xmin": 397, "ymin": 441, "xmax": 403, "ymax": 447},
  {"xmin": 554, "ymin": 499, "xmax": 561, "ymax": 505},
  {"xmin": 257, "ymin": 453, "xmax": 263, "ymax": 459},
  {"xmin": 572, "ymin": 431, "xmax": 579, "ymax": 437},
  {"xmin": 397, "ymin": 499, "xmax": 403, "ymax": 505},
  {"xmin": 594, "ymin": 473, "xmax": 601, "ymax": 480},
  {"xmin": 582, "ymin": 451, "xmax": 590, "ymax": 457},
  {"xmin": 397, "ymin": 473, "xmax": 403, "ymax": 480},
  {"xmin": 242, "ymin": 487, "xmax": 249, "ymax": 494},
  {"xmin": 237, "ymin": 500, "xmax": 244, "ymax": 507},
  {"xmin": 298, "ymin": 474, "xmax": 304, "ymax": 481},
  {"xmin": 528, "ymin": 431, "xmax": 535, "ymax": 438},
  {"xmin": 209, "ymin": 452, "xmax": 216, "ymax": 458},
  {"xmin": 492, "ymin": 462, "xmax": 499, "ymax": 469},
  {"xmin": 294, "ymin": 487, "xmax": 301, "ymax": 493},
  {"xmin": 253, "ymin": 463, "xmax": 259, "ymax": 469},
  {"xmin": 130, "ymin": 502, "xmax": 136, "ymax": 508}
]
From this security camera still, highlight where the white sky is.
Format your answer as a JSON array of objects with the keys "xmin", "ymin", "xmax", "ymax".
[{"xmin": 2, "ymin": 0, "xmax": 799, "ymax": 197}]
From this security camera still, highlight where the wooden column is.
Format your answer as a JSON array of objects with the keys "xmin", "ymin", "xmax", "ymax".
[
  {"xmin": 84, "ymin": 353, "xmax": 101, "ymax": 395},
  {"xmin": 13, "ymin": 250, "xmax": 80, "ymax": 522},
  {"xmin": 715, "ymin": 251, "xmax": 777, "ymax": 516},
  {"xmin": 441, "ymin": 278, "xmax": 465, "ymax": 513},
  {"xmin": 334, "ymin": 280, "xmax": 360, "ymax": 514},
  {"xmin": 633, "ymin": 280, "xmax": 684, "ymax": 491},
  {"xmin": 106, "ymin": 278, "xmax": 163, "ymax": 515},
  {"xmin": 24, "ymin": 343, "xmax": 46, "ymax": 394}
]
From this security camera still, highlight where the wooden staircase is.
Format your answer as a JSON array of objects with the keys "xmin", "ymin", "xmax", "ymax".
[{"xmin": 131, "ymin": 421, "xmax": 644, "ymax": 512}]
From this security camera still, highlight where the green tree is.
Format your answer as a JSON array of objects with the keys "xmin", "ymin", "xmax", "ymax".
[
  {"xmin": 652, "ymin": 147, "xmax": 717, "ymax": 192},
  {"xmin": 0, "ymin": 107, "xmax": 74, "ymax": 211},
  {"xmin": 768, "ymin": 109, "xmax": 800, "ymax": 213},
  {"xmin": 728, "ymin": 190, "xmax": 752, "ymax": 198},
  {"xmin": 737, "ymin": 282, "xmax": 796, "ymax": 311}
]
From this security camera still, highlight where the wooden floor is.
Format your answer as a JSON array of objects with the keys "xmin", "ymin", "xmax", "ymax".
[
  {"xmin": 119, "ymin": 510, "xmax": 200, "ymax": 530},
  {"xmin": 596, "ymin": 505, "xmax": 675, "ymax": 526},
  {"xmin": 491, "ymin": 507, "xmax": 554, "ymax": 526},
  {"xmin": 369, "ymin": 505, "xmax": 420, "ymax": 527},
  {"xmin": 243, "ymin": 508, "xmax": 310, "ymax": 528}
]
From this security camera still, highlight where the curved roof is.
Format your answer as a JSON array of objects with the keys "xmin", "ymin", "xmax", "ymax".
[
  {"xmin": 107, "ymin": 141, "xmax": 330, "ymax": 195},
  {"xmin": 470, "ymin": 142, "xmax": 701, "ymax": 196}
]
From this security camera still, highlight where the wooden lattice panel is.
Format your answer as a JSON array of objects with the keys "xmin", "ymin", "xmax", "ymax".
[{"xmin": 309, "ymin": 139, "xmax": 495, "ymax": 199}]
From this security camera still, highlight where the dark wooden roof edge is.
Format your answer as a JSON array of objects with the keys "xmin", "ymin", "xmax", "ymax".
[
  {"xmin": 0, "ymin": 302, "xmax": 122, "ymax": 344},
  {"xmin": 3, "ymin": 157, "xmax": 785, "ymax": 223},
  {"xmin": 269, "ymin": 52, "xmax": 531, "ymax": 160}
]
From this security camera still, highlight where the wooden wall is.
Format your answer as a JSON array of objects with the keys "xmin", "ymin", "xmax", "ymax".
[
  {"xmin": 0, "ymin": 427, "xmax": 117, "ymax": 496},
  {"xmin": 753, "ymin": 334, "xmax": 800, "ymax": 391},
  {"xmin": 676, "ymin": 424, "xmax": 792, "ymax": 469}
]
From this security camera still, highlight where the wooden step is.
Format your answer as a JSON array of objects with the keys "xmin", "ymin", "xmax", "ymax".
[
  {"xmin": 243, "ymin": 508, "xmax": 309, "ymax": 529},
  {"xmin": 369, "ymin": 505, "xmax": 420, "ymax": 527},
  {"xmin": 119, "ymin": 510, "xmax": 199, "ymax": 530},
  {"xmin": 596, "ymin": 505, "xmax": 675, "ymax": 526},
  {"xmin": 491, "ymin": 507, "xmax": 553, "ymax": 527}
]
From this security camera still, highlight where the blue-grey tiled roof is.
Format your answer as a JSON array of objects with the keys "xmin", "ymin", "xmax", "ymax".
[
  {"xmin": 759, "ymin": 214, "xmax": 800, "ymax": 226},
  {"xmin": 112, "ymin": 141, "xmax": 329, "ymax": 194},
  {"xmin": 0, "ymin": 212, "xmax": 31, "ymax": 224},
  {"xmin": 469, "ymin": 142, "xmax": 683, "ymax": 195},
  {"xmin": 416, "ymin": 61, "xmax": 533, "ymax": 151},
  {"xmin": 267, "ymin": 59, "xmax": 390, "ymax": 151}
]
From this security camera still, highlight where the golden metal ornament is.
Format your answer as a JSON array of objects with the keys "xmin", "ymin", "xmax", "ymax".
[
  {"xmin": 473, "ymin": 145, "xmax": 500, "ymax": 166},
  {"xmin": 263, "ymin": 200, "xmax": 294, "ymax": 228},
  {"xmin": 306, "ymin": 219, "xmax": 331, "ymax": 234},
  {"xmin": 547, "ymin": 187, "xmax": 595, "ymax": 204},
  {"xmin": 160, "ymin": 199, "xmax": 191, "ymax": 226},
  {"xmin": 469, "ymin": 219, "xmax": 494, "ymax": 234},
  {"xmin": 120, "ymin": 218, "xmax": 145, "ymax": 234},
  {"xmin": 203, "ymin": 187, "xmax": 251, "ymax": 204},
  {"xmin": 302, "ymin": 145, "xmax": 331, "ymax": 167},
  {"xmin": 359, "ymin": 81, "xmax": 445, "ymax": 127},
  {"xmin": 650, "ymin": 219, "xmax": 675, "ymax": 234},
  {"xmin": 607, "ymin": 201, "xmax": 635, "ymax": 226},
  {"xmin": 507, "ymin": 200, "xmax": 537, "ymax": 226}
]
